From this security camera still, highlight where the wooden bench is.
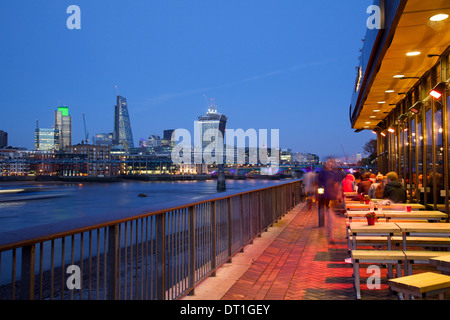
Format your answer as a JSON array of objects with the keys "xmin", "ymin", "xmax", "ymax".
[
  {"xmin": 403, "ymin": 251, "xmax": 450, "ymax": 276},
  {"xmin": 392, "ymin": 236, "xmax": 450, "ymax": 250},
  {"xmin": 351, "ymin": 250, "xmax": 406, "ymax": 299},
  {"xmin": 389, "ymin": 272, "xmax": 450, "ymax": 300}
]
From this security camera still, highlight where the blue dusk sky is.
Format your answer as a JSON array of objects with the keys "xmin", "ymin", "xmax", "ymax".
[{"xmin": 0, "ymin": 0, "xmax": 375, "ymax": 160}]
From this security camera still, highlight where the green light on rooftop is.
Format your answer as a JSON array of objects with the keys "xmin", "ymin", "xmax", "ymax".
[{"xmin": 58, "ymin": 106, "xmax": 69, "ymax": 117}]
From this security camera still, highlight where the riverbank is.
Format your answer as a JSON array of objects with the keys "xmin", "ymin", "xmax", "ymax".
[
  {"xmin": 0, "ymin": 174, "xmax": 213, "ymax": 183},
  {"xmin": 0, "ymin": 174, "xmax": 294, "ymax": 183}
]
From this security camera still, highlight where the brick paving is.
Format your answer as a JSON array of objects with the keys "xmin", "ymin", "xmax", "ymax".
[{"xmin": 220, "ymin": 203, "xmax": 412, "ymax": 300}]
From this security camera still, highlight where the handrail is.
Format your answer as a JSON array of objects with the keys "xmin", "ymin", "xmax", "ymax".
[
  {"xmin": 0, "ymin": 179, "xmax": 304, "ymax": 300},
  {"xmin": 0, "ymin": 180, "xmax": 299, "ymax": 251}
]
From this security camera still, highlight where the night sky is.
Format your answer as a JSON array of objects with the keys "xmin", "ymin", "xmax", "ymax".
[{"xmin": 0, "ymin": 0, "xmax": 374, "ymax": 160}]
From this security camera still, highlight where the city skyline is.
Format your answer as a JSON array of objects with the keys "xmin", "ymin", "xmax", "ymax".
[{"xmin": 0, "ymin": 1, "xmax": 375, "ymax": 160}]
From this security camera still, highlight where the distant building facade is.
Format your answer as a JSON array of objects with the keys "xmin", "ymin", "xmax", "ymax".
[
  {"xmin": 67, "ymin": 144, "xmax": 112, "ymax": 176},
  {"xmin": 35, "ymin": 128, "xmax": 60, "ymax": 151},
  {"xmin": 93, "ymin": 133, "xmax": 113, "ymax": 146},
  {"xmin": 0, "ymin": 130, "xmax": 7, "ymax": 147}
]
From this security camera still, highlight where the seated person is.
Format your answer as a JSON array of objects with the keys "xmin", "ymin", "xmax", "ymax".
[
  {"xmin": 382, "ymin": 172, "xmax": 406, "ymax": 203},
  {"xmin": 357, "ymin": 172, "xmax": 372, "ymax": 196}
]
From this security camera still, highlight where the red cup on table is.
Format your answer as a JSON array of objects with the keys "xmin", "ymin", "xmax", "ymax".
[{"xmin": 406, "ymin": 205, "xmax": 412, "ymax": 212}]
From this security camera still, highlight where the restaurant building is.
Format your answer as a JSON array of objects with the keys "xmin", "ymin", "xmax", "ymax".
[{"xmin": 350, "ymin": 0, "xmax": 450, "ymax": 212}]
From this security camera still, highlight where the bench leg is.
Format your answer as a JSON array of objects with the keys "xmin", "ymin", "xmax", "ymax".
[{"xmin": 353, "ymin": 260, "xmax": 361, "ymax": 299}]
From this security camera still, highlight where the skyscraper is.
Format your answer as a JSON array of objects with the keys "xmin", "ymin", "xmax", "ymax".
[
  {"xmin": 113, "ymin": 95, "xmax": 134, "ymax": 151},
  {"xmin": 197, "ymin": 100, "xmax": 227, "ymax": 191},
  {"xmin": 197, "ymin": 102, "xmax": 227, "ymax": 151},
  {"xmin": 55, "ymin": 106, "xmax": 72, "ymax": 150}
]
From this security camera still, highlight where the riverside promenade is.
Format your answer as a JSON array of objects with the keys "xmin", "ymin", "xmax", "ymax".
[{"xmin": 183, "ymin": 202, "xmax": 406, "ymax": 300}]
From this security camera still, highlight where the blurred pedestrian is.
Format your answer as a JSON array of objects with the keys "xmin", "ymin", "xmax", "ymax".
[{"xmin": 303, "ymin": 170, "xmax": 318, "ymax": 209}]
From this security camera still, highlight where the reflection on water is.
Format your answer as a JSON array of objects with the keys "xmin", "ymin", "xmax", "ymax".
[{"xmin": 0, "ymin": 179, "xmax": 282, "ymax": 234}]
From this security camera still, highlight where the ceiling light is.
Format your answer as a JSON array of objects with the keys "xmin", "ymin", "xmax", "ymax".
[
  {"xmin": 385, "ymin": 90, "xmax": 394, "ymax": 93},
  {"xmin": 373, "ymin": 110, "xmax": 380, "ymax": 112},
  {"xmin": 378, "ymin": 101, "xmax": 386, "ymax": 104},
  {"xmin": 429, "ymin": 82, "xmax": 447, "ymax": 99},
  {"xmin": 388, "ymin": 128, "xmax": 395, "ymax": 133},
  {"xmin": 406, "ymin": 51, "xmax": 421, "ymax": 56},
  {"xmin": 365, "ymin": 122, "xmax": 371, "ymax": 124},
  {"xmin": 393, "ymin": 75, "xmax": 404, "ymax": 78},
  {"xmin": 430, "ymin": 14, "xmax": 449, "ymax": 21},
  {"xmin": 370, "ymin": 116, "xmax": 376, "ymax": 118},
  {"xmin": 380, "ymin": 132, "xmax": 386, "ymax": 137}
]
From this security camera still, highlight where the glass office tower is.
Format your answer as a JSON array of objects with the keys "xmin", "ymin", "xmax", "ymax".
[
  {"xmin": 35, "ymin": 128, "xmax": 60, "ymax": 151},
  {"xmin": 55, "ymin": 106, "xmax": 72, "ymax": 150},
  {"xmin": 113, "ymin": 95, "xmax": 134, "ymax": 151}
]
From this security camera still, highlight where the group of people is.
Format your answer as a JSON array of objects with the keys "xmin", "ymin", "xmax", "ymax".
[
  {"xmin": 302, "ymin": 159, "xmax": 408, "ymax": 209},
  {"xmin": 342, "ymin": 171, "xmax": 407, "ymax": 203}
]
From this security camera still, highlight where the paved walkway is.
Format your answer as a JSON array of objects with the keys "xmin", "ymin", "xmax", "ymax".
[{"xmin": 183, "ymin": 202, "xmax": 405, "ymax": 301}]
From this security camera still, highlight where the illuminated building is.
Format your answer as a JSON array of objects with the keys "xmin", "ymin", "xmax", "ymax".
[
  {"xmin": 55, "ymin": 106, "xmax": 72, "ymax": 150},
  {"xmin": 113, "ymin": 95, "xmax": 134, "ymax": 151}
]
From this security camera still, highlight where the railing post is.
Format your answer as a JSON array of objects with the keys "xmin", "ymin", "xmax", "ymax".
[
  {"xmin": 240, "ymin": 194, "xmax": 244, "ymax": 252},
  {"xmin": 227, "ymin": 197, "xmax": 232, "ymax": 263},
  {"xmin": 20, "ymin": 244, "xmax": 35, "ymax": 300},
  {"xmin": 210, "ymin": 201, "xmax": 217, "ymax": 277},
  {"xmin": 107, "ymin": 225, "xmax": 118, "ymax": 300},
  {"xmin": 188, "ymin": 206, "xmax": 196, "ymax": 295},
  {"xmin": 155, "ymin": 213, "xmax": 166, "ymax": 299}
]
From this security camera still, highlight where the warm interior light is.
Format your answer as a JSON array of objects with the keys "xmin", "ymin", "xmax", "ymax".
[
  {"xmin": 406, "ymin": 51, "xmax": 421, "ymax": 56},
  {"xmin": 373, "ymin": 110, "xmax": 380, "ymax": 113},
  {"xmin": 378, "ymin": 101, "xmax": 386, "ymax": 104},
  {"xmin": 318, "ymin": 187, "xmax": 324, "ymax": 195},
  {"xmin": 385, "ymin": 90, "xmax": 395, "ymax": 93},
  {"xmin": 409, "ymin": 101, "xmax": 422, "ymax": 114},
  {"xmin": 393, "ymin": 75, "xmax": 404, "ymax": 78},
  {"xmin": 430, "ymin": 14, "xmax": 449, "ymax": 21},
  {"xmin": 380, "ymin": 132, "xmax": 386, "ymax": 137},
  {"xmin": 429, "ymin": 82, "xmax": 447, "ymax": 99},
  {"xmin": 388, "ymin": 128, "xmax": 395, "ymax": 133},
  {"xmin": 430, "ymin": 90, "xmax": 442, "ymax": 99}
]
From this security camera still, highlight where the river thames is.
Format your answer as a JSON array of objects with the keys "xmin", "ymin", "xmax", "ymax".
[{"xmin": 0, "ymin": 179, "xmax": 288, "ymax": 234}]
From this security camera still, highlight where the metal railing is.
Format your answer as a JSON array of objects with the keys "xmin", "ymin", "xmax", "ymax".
[{"xmin": 0, "ymin": 179, "xmax": 303, "ymax": 300}]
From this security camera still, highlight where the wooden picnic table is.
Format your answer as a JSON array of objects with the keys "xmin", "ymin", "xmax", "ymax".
[
  {"xmin": 345, "ymin": 210, "xmax": 447, "ymax": 222},
  {"xmin": 345, "ymin": 203, "xmax": 426, "ymax": 211},
  {"xmin": 430, "ymin": 255, "xmax": 450, "ymax": 275},
  {"xmin": 394, "ymin": 222, "xmax": 450, "ymax": 250},
  {"xmin": 349, "ymin": 222, "xmax": 400, "ymax": 250},
  {"xmin": 384, "ymin": 211, "xmax": 448, "ymax": 222}
]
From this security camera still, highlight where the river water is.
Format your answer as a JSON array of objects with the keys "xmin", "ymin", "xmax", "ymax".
[{"xmin": 0, "ymin": 179, "xmax": 287, "ymax": 234}]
